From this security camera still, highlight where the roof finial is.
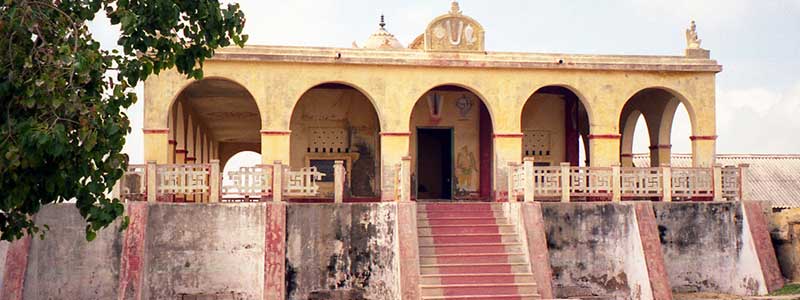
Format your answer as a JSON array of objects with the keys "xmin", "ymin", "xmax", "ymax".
[
  {"xmin": 450, "ymin": 1, "xmax": 462, "ymax": 15},
  {"xmin": 379, "ymin": 14, "xmax": 386, "ymax": 29}
]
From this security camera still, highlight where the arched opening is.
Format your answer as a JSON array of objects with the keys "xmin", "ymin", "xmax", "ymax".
[
  {"xmin": 619, "ymin": 88, "xmax": 695, "ymax": 167},
  {"xmin": 409, "ymin": 85, "xmax": 493, "ymax": 201},
  {"xmin": 289, "ymin": 83, "xmax": 381, "ymax": 200},
  {"xmin": 521, "ymin": 86, "xmax": 590, "ymax": 166},
  {"xmin": 166, "ymin": 78, "xmax": 260, "ymax": 203},
  {"xmin": 222, "ymin": 151, "xmax": 262, "ymax": 185}
]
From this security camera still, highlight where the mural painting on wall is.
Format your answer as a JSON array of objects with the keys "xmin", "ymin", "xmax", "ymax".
[
  {"xmin": 455, "ymin": 94, "xmax": 473, "ymax": 120},
  {"xmin": 427, "ymin": 93, "xmax": 443, "ymax": 124},
  {"xmin": 455, "ymin": 145, "xmax": 478, "ymax": 197}
]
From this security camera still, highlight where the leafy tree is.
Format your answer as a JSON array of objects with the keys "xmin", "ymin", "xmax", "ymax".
[{"xmin": 0, "ymin": 0, "xmax": 247, "ymax": 241}]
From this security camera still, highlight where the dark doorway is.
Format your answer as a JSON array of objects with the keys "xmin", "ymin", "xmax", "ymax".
[{"xmin": 417, "ymin": 128, "xmax": 453, "ymax": 200}]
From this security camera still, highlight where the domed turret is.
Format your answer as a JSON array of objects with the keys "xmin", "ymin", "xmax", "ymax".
[{"xmin": 362, "ymin": 15, "xmax": 404, "ymax": 49}]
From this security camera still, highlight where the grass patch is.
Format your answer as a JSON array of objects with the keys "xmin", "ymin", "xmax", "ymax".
[{"xmin": 771, "ymin": 283, "xmax": 800, "ymax": 296}]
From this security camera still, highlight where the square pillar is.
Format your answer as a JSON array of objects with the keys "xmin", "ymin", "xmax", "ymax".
[
  {"xmin": 493, "ymin": 133, "xmax": 523, "ymax": 202},
  {"xmin": 588, "ymin": 134, "xmax": 620, "ymax": 167},
  {"xmin": 143, "ymin": 128, "xmax": 170, "ymax": 163},
  {"xmin": 691, "ymin": 135, "xmax": 717, "ymax": 167},
  {"xmin": 380, "ymin": 132, "xmax": 411, "ymax": 201},
  {"xmin": 260, "ymin": 130, "xmax": 291, "ymax": 165}
]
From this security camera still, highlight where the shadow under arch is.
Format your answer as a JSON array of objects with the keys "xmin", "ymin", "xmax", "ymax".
[
  {"xmin": 288, "ymin": 81, "xmax": 384, "ymax": 132},
  {"xmin": 521, "ymin": 85, "xmax": 591, "ymax": 166},
  {"xmin": 166, "ymin": 76, "xmax": 263, "ymax": 129}
]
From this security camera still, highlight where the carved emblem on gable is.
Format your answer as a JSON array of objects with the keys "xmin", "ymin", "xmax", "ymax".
[{"xmin": 424, "ymin": 1, "xmax": 485, "ymax": 52}]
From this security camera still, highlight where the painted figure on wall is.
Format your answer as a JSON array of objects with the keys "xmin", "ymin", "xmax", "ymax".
[{"xmin": 455, "ymin": 145, "xmax": 478, "ymax": 196}]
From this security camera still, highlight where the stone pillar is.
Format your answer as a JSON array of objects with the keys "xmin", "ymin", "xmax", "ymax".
[
  {"xmin": 264, "ymin": 202, "xmax": 286, "ymax": 300},
  {"xmin": 713, "ymin": 164, "xmax": 723, "ymax": 202},
  {"xmin": 493, "ymin": 133, "xmax": 523, "ymax": 202},
  {"xmin": 209, "ymin": 159, "xmax": 220, "ymax": 203},
  {"xmin": 621, "ymin": 153, "xmax": 634, "ymax": 167},
  {"xmin": 261, "ymin": 131, "xmax": 291, "ymax": 165},
  {"xmin": 661, "ymin": 164, "xmax": 672, "ymax": 202},
  {"xmin": 588, "ymin": 134, "xmax": 620, "ymax": 167},
  {"xmin": 272, "ymin": 160, "xmax": 284, "ymax": 202},
  {"xmin": 146, "ymin": 161, "xmax": 157, "ymax": 203},
  {"xmin": 380, "ymin": 132, "xmax": 411, "ymax": 201},
  {"xmin": 334, "ymin": 160, "xmax": 345, "ymax": 203},
  {"xmin": 400, "ymin": 156, "xmax": 412, "ymax": 202},
  {"xmin": 507, "ymin": 162, "xmax": 519, "ymax": 202},
  {"xmin": 560, "ymin": 162, "xmax": 570, "ymax": 203},
  {"xmin": 691, "ymin": 135, "xmax": 717, "ymax": 167},
  {"xmin": 167, "ymin": 140, "xmax": 177, "ymax": 164},
  {"xmin": 143, "ymin": 128, "xmax": 169, "ymax": 163},
  {"xmin": 612, "ymin": 163, "xmax": 622, "ymax": 202},
  {"xmin": 650, "ymin": 144, "xmax": 672, "ymax": 167},
  {"xmin": 523, "ymin": 157, "xmax": 534, "ymax": 202}
]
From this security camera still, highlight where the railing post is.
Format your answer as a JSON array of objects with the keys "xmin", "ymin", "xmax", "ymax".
[
  {"xmin": 507, "ymin": 162, "xmax": 518, "ymax": 202},
  {"xmin": 713, "ymin": 164, "xmax": 723, "ymax": 202},
  {"xmin": 738, "ymin": 163, "xmax": 749, "ymax": 201},
  {"xmin": 334, "ymin": 160, "xmax": 345, "ymax": 203},
  {"xmin": 612, "ymin": 163, "xmax": 621, "ymax": 202},
  {"xmin": 523, "ymin": 157, "xmax": 534, "ymax": 202},
  {"xmin": 661, "ymin": 163, "xmax": 672, "ymax": 202},
  {"xmin": 209, "ymin": 159, "xmax": 220, "ymax": 203},
  {"xmin": 560, "ymin": 162, "xmax": 570, "ymax": 203},
  {"xmin": 272, "ymin": 160, "xmax": 283, "ymax": 202},
  {"xmin": 400, "ymin": 156, "xmax": 411, "ymax": 202},
  {"xmin": 146, "ymin": 160, "xmax": 157, "ymax": 203}
]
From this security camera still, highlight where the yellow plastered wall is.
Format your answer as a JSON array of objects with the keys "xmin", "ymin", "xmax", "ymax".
[{"xmin": 521, "ymin": 93, "xmax": 566, "ymax": 166}]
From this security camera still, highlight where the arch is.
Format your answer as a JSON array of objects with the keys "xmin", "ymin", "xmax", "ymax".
[
  {"xmin": 524, "ymin": 84, "xmax": 594, "ymax": 127},
  {"xmin": 409, "ymin": 84, "xmax": 494, "ymax": 200},
  {"xmin": 289, "ymin": 82, "xmax": 382, "ymax": 199},
  {"xmin": 289, "ymin": 81, "xmax": 384, "ymax": 132},
  {"xmin": 521, "ymin": 85, "xmax": 591, "ymax": 166},
  {"xmin": 220, "ymin": 150, "xmax": 262, "ymax": 173},
  {"xmin": 164, "ymin": 76, "xmax": 263, "ymax": 130},
  {"xmin": 618, "ymin": 87, "xmax": 697, "ymax": 166},
  {"xmin": 410, "ymin": 82, "xmax": 497, "ymax": 130}
]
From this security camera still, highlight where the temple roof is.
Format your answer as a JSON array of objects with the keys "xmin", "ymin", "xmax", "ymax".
[{"xmin": 361, "ymin": 15, "xmax": 404, "ymax": 50}]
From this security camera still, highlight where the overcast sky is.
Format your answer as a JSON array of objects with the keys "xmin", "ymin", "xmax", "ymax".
[{"xmin": 93, "ymin": 0, "xmax": 800, "ymax": 165}]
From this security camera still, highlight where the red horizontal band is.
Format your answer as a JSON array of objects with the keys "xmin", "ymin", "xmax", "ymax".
[
  {"xmin": 186, "ymin": 157, "xmax": 196, "ymax": 161},
  {"xmin": 690, "ymin": 135, "xmax": 718, "ymax": 141},
  {"xmin": 493, "ymin": 133, "xmax": 524, "ymax": 138},
  {"xmin": 143, "ymin": 128, "xmax": 169, "ymax": 134},
  {"xmin": 588, "ymin": 134, "xmax": 621, "ymax": 140},
  {"xmin": 621, "ymin": 154, "xmax": 634, "ymax": 158},
  {"xmin": 175, "ymin": 149, "xmax": 188, "ymax": 154},
  {"xmin": 380, "ymin": 132, "xmax": 412, "ymax": 137},
  {"xmin": 260, "ymin": 130, "xmax": 291, "ymax": 136},
  {"xmin": 168, "ymin": 140, "xmax": 177, "ymax": 145},
  {"xmin": 649, "ymin": 144, "xmax": 672, "ymax": 150}
]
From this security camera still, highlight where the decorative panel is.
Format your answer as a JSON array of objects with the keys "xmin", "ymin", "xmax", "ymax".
[
  {"xmin": 523, "ymin": 130, "xmax": 552, "ymax": 157},
  {"xmin": 309, "ymin": 127, "xmax": 349, "ymax": 153}
]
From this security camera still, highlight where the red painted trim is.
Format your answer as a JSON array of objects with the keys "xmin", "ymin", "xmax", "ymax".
[
  {"xmin": 2, "ymin": 235, "xmax": 32, "ymax": 300},
  {"xmin": 168, "ymin": 140, "xmax": 177, "ymax": 145},
  {"xmin": 690, "ymin": 135, "xmax": 718, "ymax": 141},
  {"xmin": 493, "ymin": 133, "xmax": 524, "ymax": 138},
  {"xmin": 621, "ymin": 153, "xmax": 634, "ymax": 158},
  {"xmin": 649, "ymin": 144, "xmax": 672, "ymax": 150},
  {"xmin": 380, "ymin": 132, "xmax": 412, "ymax": 137},
  {"xmin": 117, "ymin": 202, "xmax": 148, "ymax": 300},
  {"xmin": 264, "ymin": 203, "xmax": 287, "ymax": 299},
  {"xmin": 588, "ymin": 134, "xmax": 621, "ymax": 140},
  {"xmin": 142, "ymin": 128, "xmax": 169, "ymax": 134},
  {"xmin": 175, "ymin": 149, "xmax": 188, "ymax": 154},
  {"xmin": 186, "ymin": 157, "xmax": 196, "ymax": 161},
  {"xmin": 260, "ymin": 130, "xmax": 291, "ymax": 136},
  {"xmin": 743, "ymin": 201, "xmax": 784, "ymax": 292}
]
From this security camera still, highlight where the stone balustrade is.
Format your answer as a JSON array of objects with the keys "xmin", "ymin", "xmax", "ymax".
[{"xmin": 507, "ymin": 160, "xmax": 747, "ymax": 202}]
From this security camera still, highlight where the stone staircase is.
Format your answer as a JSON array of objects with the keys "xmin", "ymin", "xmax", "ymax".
[{"xmin": 416, "ymin": 203, "xmax": 540, "ymax": 300}]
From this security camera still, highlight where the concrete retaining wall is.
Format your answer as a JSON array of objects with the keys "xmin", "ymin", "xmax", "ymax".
[
  {"xmin": 286, "ymin": 203, "xmax": 399, "ymax": 300},
  {"xmin": 541, "ymin": 202, "xmax": 658, "ymax": 300},
  {"xmin": 653, "ymin": 202, "xmax": 781, "ymax": 295},
  {"xmin": 23, "ymin": 205, "xmax": 123, "ymax": 300}
]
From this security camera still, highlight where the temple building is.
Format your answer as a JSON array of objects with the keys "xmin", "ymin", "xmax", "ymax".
[
  {"xmin": 1, "ymin": 3, "xmax": 781, "ymax": 300},
  {"xmin": 141, "ymin": 1, "xmax": 720, "ymax": 203}
]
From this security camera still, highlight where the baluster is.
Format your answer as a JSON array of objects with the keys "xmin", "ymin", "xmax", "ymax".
[
  {"xmin": 146, "ymin": 161, "xmax": 157, "ymax": 203},
  {"xmin": 612, "ymin": 163, "xmax": 621, "ymax": 202},
  {"xmin": 713, "ymin": 164, "xmax": 723, "ymax": 202},
  {"xmin": 209, "ymin": 160, "xmax": 220, "ymax": 203},
  {"xmin": 334, "ymin": 161, "xmax": 345, "ymax": 203},
  {"xmin": 661, "ymin": 163, "xmax": 672, "ymax": 202},
  {"xmin": 560, "ymin": 162, "xmax": 570, "ymax": 203},
  {"xmin": 523, "ymin": 157, "xmax": 534, "ymax": 202},
  {"xmin": 273, "ymin": 161, "xmax": 283, "ymax": 202}
]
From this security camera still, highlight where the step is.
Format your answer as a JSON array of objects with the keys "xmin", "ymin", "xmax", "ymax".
[
  {"xmin": 418, "ymin": 217, "xmax": 508, "ymax": 226},
  {"xmin": 421, "ymin": 282, "xmax": 539, "ymax": 297},
  {"xmin": 421, "ymin": 273, "xmax": 536, "ymax": 285},
  {"xmin": 418, "ymin": 224, "xmax": 517, "ymax": 234},
  {"xmin": 420, "ymin": 253, "xmax": 529, "ymax": 264},
  {"xmin": 421, "ymin": 294, "xmax": 540, "ymax": 300},
  {"xmin": 419, "ymin": 203, "xmax": 504, "ymax": 212},
  {"xmin": 420, "ymin": 210, "xmax": 505, "ymax": 218},
  {"xmin": 419, "ymin": 243, "xmax": 524, "ymax": 255},
  {"xmin": 420, "ymin": 262, "xmax": 531, "ymax": 274},
  {"xmin": 418, "ymin": 233, "xmax": 519, "ymax": 245}
]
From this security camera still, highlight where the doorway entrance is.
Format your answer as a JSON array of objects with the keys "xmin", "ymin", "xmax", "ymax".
[{"xmin": 416, "ymin": 128, "xmax": 453, "ymax": 200}]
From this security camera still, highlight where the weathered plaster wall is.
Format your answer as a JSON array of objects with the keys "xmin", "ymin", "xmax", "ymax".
[
  {"xmin": 521, "ymin": 93, "xmax": 565, "ymax": 166},
  {"xmin": 541, "ymin": 202, "xmax": 654, "ymax": 299},
  {"xmin": 410, "ymin": 90, "xmax": 483, "ymax": 199},
  {"xmin": 143, "ymin": 204, "xmax": 266, "ymax": 299},
  {"xmin": 286, "ymin": 203, "xmax": 399, "ymax": 300},
  {"xmin": 23, "ymin": 204, "xmax": 123, "ymax": 300},
  {"xmin": 652, "ymin": 202, "xmax": 767, "ymax": 295},
  {"xmin": 290, "ymin": 88, "xmax": 381, "ymax": 197},
  {"xmin": 0, "ymin": 240, "xmax": 8, "ymax": 293}
]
